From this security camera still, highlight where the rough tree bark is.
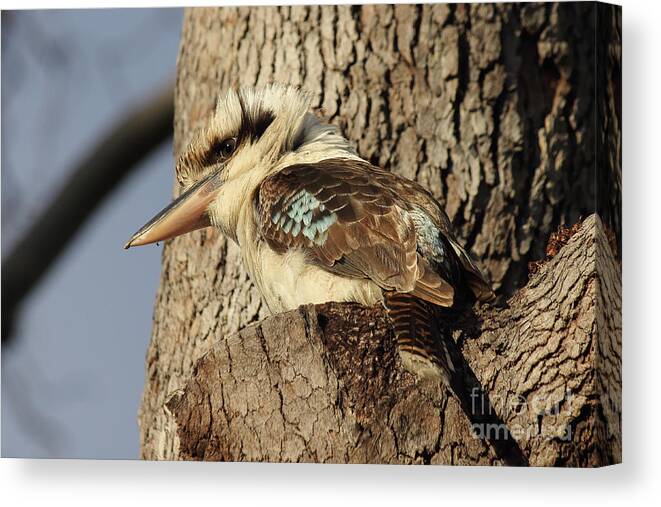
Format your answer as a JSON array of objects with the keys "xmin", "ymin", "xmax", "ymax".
[
  {"xmin": 139, "ymin": 3, "xmax": 621, "ymax": 465},
  {"xmin": 165, "ymin": 215, "xmax": 621, "ymax": 466}
]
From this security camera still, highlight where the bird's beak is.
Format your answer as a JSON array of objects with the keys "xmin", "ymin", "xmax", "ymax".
[{"xmin": 124, "ymin": 171, "xmax": 220, "ymax": 249}]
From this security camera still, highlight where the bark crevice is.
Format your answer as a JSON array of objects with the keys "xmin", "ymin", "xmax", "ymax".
[
  {"xmin": 139, "ymin": 4, "xmax": 621, "ymax": 466},
  {"xmin": 152, "ymin": 215, "xmax": 620, "ymax": 466}
]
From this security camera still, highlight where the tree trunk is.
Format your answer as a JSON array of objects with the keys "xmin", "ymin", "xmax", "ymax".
[
  {"xmin": 163, "ymin": 214, "xmax": 621, "ymax": 466},
  {"xmin": 139, "ymin": 3, "xmax": 621, "ymax": 465}
]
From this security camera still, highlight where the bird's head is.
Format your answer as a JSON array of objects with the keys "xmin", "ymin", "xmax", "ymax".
[{"xmin": 124, "ymin": 83, "xmax": 353, "ymax": 249}]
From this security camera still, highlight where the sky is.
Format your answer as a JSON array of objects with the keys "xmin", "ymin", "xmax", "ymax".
[{"xmin": 1, "ymin": 8, "xmax": 183, "ymax": 458}]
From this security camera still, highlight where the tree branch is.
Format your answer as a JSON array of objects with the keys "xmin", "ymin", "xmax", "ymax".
[
  {"xmin": 2, "ymin": 84, "xmax": 174, "ymax": 344},
  {"xmin": 148, "ymin": 214, "xmax": 621, "ymax": 466}
]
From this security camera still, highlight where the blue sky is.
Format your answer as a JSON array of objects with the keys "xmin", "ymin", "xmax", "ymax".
[{"xmin": 2, "ymin": 8, "xmax": 183, "ymax": 458}]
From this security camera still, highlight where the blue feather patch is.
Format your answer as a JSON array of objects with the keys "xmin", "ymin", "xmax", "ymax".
[{"xmin": 272, "ymin": 190, "xmax": 337, "ymax": 244}]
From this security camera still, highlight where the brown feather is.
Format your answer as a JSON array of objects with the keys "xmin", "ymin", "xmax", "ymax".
[
  {"xmin": 383, "ymin": 292, "xmax": 455, "ymax": 382},
  {"xmin": 255, "ymin": 158, "xmax": 492, "ymax": 305}
]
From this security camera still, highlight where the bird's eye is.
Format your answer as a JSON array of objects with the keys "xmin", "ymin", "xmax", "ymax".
[{"xmin": 219, "ymin": 137, "xmax": 237, "ymax": 158}]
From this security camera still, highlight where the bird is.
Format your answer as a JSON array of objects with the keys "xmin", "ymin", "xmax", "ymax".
[{"xmin": 125, "ymin": 83, "xmax": 494, "ymax": 384}]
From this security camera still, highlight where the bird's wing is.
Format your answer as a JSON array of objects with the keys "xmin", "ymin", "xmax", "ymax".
[{"xmin": 255, "ymin": 158, "xmax": 456, "ymax": 305}]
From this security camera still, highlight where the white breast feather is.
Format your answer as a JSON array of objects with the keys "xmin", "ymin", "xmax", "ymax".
[{"xmin": 251, "ymin": 246, "xmax": 383, "ymax": 313}]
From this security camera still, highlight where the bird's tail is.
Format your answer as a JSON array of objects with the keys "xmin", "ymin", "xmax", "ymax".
[
  {"xmin": 383, "ymin": 291, "xmax": 457, "ymax": 385},
  {"xmin": 383, "ymin": 291, "xmax": 528, "ymax": 466}
]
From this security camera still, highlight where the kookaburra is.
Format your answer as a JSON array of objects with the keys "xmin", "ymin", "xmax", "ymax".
[{"xmin": 126, "ymin": 84, "xmax": 493, "ymax": 382}]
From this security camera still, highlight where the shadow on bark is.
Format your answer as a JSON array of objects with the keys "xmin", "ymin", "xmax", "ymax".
[
  {"xmin": 441, "ymin": 306, "xmax": 529, "ymax": 466},
  {"xmin": 150, "ymin": 215, "xmax": 620, "ymax": 466}
]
